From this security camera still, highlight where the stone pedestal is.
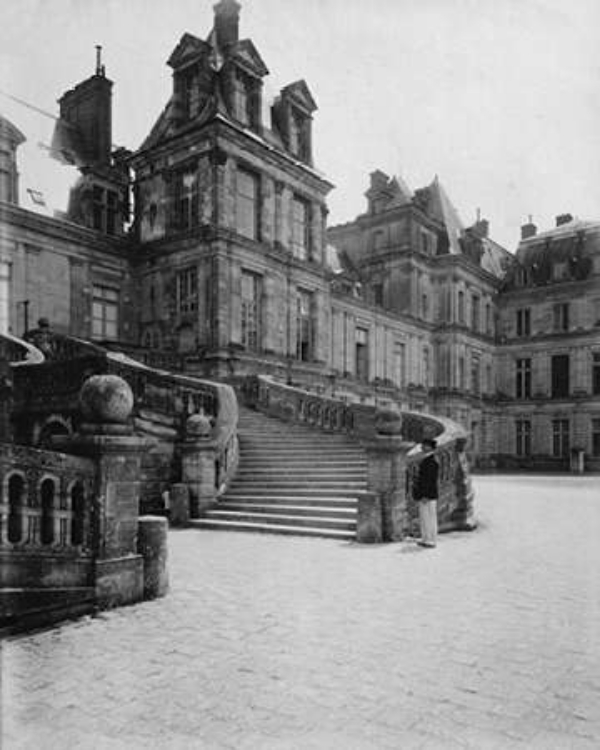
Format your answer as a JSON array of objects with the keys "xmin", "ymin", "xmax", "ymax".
[
  {"xmin": 453, "ymin": 438, "xmax": 477, "ymax": 531},
  {"xmin": 138, "ymin": 516, "xmax": 169, "ymax": 599},
  {"xmin": 180, "ymin": 412, "xmax": 217, "ymax": 517},
  {"xmin": 356, "ymin": 492, "xmax": 383, "ymax": 544},
  {"xmin": 169, "ymin": 483, "xmax": 190, "ymax": 526},
  {"xmin": 360, "ymin": 409, "xmax": 414, "ymax": 543}
]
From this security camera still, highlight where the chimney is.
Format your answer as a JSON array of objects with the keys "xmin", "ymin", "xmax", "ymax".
[
  {"xmin": 473, "ymin": 218, "xmax": 489, "ymax": 238},
  {"xmin": 58, "ymin": 47, "xmax": 112, "ymax": 166},
  {"xmin": 521, "ymin": 217, "xmax": 537, "ymax": 241},
  {"xmin": 556, "ymin": 213, "xmax": 573, "ymax": 227},
  {"xmin": 214, "ymin": 0, "xmax": 241, "ymax": 50},
  {"xmin": 369, "ymin": 170, "xmax": 390, "ymax": 190}
]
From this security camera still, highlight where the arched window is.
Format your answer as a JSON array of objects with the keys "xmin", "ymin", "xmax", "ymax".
[
  {"xmin": 7, "ymin": 474, "xmax": 25, "ymax": 543},
  {"xmin": 70, "ymin": 482, "xmax": 86, "ymax": 546},
  {"xmin": 40, "ymin": 478, "xmax": 56, "ymax": 545}
]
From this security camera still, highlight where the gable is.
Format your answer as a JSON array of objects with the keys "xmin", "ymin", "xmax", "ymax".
[
  {"xmin": 167, "ymin": 33, "xmax": 209, "ymax": 69},
  {"xmin": 281, "ymin": 80, "xmax": 317, "ymax": 113},
  {"xmin": 229, "ymin": 39, "xmax": 269, "ymax": 78}
]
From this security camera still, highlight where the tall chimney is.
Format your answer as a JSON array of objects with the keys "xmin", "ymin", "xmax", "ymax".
[
  {"xmin": 556, "ymin": 213, "xmax": 573, "ymax": 227},
  {"xmin": 521, "ymin": 217, "xmax": 537, "ymax": 241},
  {"xmin": 214, "ymin": 0, "xmax": 241, "ymax": 50},
  {"xmin": 58, "ymin": 48, "xmax": 112, "ymax": 166}
]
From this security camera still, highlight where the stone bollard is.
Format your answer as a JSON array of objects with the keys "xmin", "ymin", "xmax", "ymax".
[
  {"xmin": 137, "ymin": 516, "xmax": 169, "ymax": 600},
  {"xmin": 169, "ymin": 483, "xmax": 190, "ymax": 526},
  {"xmin": 356, "ymin": 492, "xmax": 383, "ymax": 543}
]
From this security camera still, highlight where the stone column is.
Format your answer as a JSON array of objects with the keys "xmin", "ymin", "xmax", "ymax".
[
  {"xmin": 180, "ymin": 412, "xmax": 217, "ymax": 517},
  {"xmin": 358, "ymin": 409, "xmax": 413, "ymax": 543},
  {"xmin": 67, "ymin": 374, "xmax": 149, "ymax": 609},
  {"xmin": 453, "ymin": 437, "xmax": 477, "ymax": 530}
]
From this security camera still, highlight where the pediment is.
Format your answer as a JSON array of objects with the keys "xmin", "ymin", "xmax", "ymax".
[
  {"xmin": 167, "ymin": 33, "xmax": 209, "ymax": 69},
  {"xmin": 281, "ymin": 80, "xmax": 317, "ymax": 114},
  {"xmin": 229, "ymin": 39, "xmax": 269, "ymax": 78},
  {"xmin": 0, "ymin": 114, "xmax": 26, "ymax": 147}
]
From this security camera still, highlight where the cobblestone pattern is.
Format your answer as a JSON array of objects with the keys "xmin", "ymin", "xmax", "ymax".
[{"xmin": 2, "ymin": 475, "xmax": 600, "ymax": 749}]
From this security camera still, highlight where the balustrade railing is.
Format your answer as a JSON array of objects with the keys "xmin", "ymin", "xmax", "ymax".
[
  {"xmin": 0, "ymin": 443, "xmax": 96, "ymax": 557},
  {"xmin": 243, "ymin": 374, "xmax": 475, "ymax": 538}
]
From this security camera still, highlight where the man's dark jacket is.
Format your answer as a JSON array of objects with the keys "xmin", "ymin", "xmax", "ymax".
[{"xmin": 413, "ymin": 454, "xmax": 439, "ymax": 500}]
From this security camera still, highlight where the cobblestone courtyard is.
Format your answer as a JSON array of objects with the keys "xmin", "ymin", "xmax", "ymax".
[{"xmin": 2, "ymin": 475, "xmax": 599, "ymax": 749}]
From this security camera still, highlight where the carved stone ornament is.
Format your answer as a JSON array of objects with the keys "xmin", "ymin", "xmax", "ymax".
[
  {"xmin": 185, "ymin": 412, "xmax": 212, "ymax": 439},
  {"xmin": 79, "ymin": 374, "xmax": 134, "ymax": 424},
  {"xmin": 375, "ymin": 407, "xmax": 403, "ymax": 436}
]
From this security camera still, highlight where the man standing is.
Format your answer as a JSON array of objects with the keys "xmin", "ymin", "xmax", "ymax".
[{"xmin": 413, "ymin": 438, "xmax": 439, "ymax": 548}]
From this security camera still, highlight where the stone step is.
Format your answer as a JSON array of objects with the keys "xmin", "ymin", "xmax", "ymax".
[
  {"xmin": 189, "ymin": 518, "xmax": 356, "ymax": 540},
  {"xmin": 225, "ymin": 487, "xmax": 365, "ymax": 499},
  {"xmin": 235, "ymin": 468, "xmax": 366, "ymax": 477},
  {"xmin": 219, "ymin": 494, "xmax": 358, "ymax": 508},
  {"xmin": 201, "ymin": 510, "xmax": 356, "ymax": 531},
  {"xmin": 228, "ymin": 477, "xmax": 366, "ymax": 487},
  {"xmin": 216, "ymin": 502, "xmax": 356, "ymax": 519}
]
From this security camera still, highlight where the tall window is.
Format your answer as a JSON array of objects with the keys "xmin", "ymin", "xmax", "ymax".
[
  {"xmin": 237, "ymin": 168, "xmax": 259, "ymax": 240},
  {"xmin": 592, "ymin": 418, "xmax": 600, "ymax": 458},
  {"xmin": 289, "ymin": 109, "xmax": 310, "ymax": 161},
  {"xmin": 471, "ymin": 295, "xmax": 480, "ymax": 332},
  {"xmin": 373, "ymin": 283, "xmax": 384, "ymax": 307},
  {"xmin": 592, "ymin": 353, "xmax": 600, "ymax": 395},
  {"xmin": 516, "ymin": 308, "xmax": 531, "ymax": 337},
  {"xmin": 174, "ymin": 169, "xmax": 199, "ymax": 230},
  {"xmin": 176, "ymin": 267, "xmax": 198, "ymax": 314},
  {"xmin": 355, "ymin": 327, "xmax": 369, "ymax": 381},
  {"xmin": 291, "ymin": 196, "xmax": 310, "ymax": 260},
  {"xmin": 182, "ymin": 68, "xmax": 200, "ymax": 119},
  {"xmin": 232, "ymin": 69, "xmax": 256, "ymax": 127},
  {"xmin": 553, "ymin": 303, "xmax": 569, "ymax": 332},
  {"xmin": 515, "ymin": 358, "xmax": 531, "ymax": 398},
  {"xmin": 551, "ymin": 355, "xmax": 570, "ymax": 398},
  {"xmin": 516, "ymin": 420, "xmax": 532, "ymax": 457},
  {"xmin": 485, "ymin": 303, "xmax": 493, "ymax": 335},
  {"xmin": 458, "ymin": 356, "xmax": 465, "ymax": 390},
  {"xmin": 471, "ymin": 355, "xmax": 481, "ymax": 395},
  {"xmin": 296, "ymin": 289, "xmax": 314, "ymax": 361},
  {"xmin": 0, "ymin": 262, "xmax": 9, "ymax": 335},
  {"xmin": 422, "ymin": 293, "xmax": 429, "ymax": 321},
  {"xmin": 423, "ymin": 346, "xmax": 430, "ymax": 387},
  {"xmin": 373, "ymin": 230, "xmax": 385, "ymax": 251},
  {"xmin": 241, "ymin": 271, "xmax": 262, "ymax": 352},
  {"xmin": 92, "ymin": 285, "xmax": 119, "ymax": 340},
  {"xmin": 457, "ymin": 291, "xmax": 465, "ymax": 324},
  {"xmin": 394, "ymin": 342, "xmax": 406, "ymax": 388},
  {"xmin": 552, "ymin": 419, "xmax": 570, "ymax": 457},
  {"xmin": 92, "ymin": 186, "xmax": 119, "ymax": 235}
]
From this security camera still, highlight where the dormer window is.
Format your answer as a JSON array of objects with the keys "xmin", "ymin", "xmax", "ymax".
[
  {"xmin": 289, "ymin": 109, "xmax": 310, "ymax": 161},
  {"xmin": 92, "ymin": 186, "xmax": 120, "ymax": 235},
  {"xmin": 182, "ymin": 67, "xmax": 201, "ymax": 120},
  {"xmin": 174, "ymin": 169, "xmax": 199, "ymax": 230},
  {"xmin": 231, "ymin": 68, "xmax": 260, "ymax": 130}
]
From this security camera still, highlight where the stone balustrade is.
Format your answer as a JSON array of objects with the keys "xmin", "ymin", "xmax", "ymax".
[{"xmin": 242, "ymin": 374, "xmax": 476, "ymax": 543}]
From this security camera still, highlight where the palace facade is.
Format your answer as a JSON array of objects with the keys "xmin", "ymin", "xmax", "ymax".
[{"xmin": 1, "ymin": 0, "xmax": 599, "ymax": 470}]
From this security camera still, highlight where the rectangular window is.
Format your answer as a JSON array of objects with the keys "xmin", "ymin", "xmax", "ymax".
[
  {"xmin": 485, "ymin": 303, "xmax": 493, "ymax": 335},
  {"xmin": 592, "ymin": 353, "xmax": 600, "ymax": 396},
  {"xmin": 553, "ymin": 303, "xmax": 569, "ymax": 332},
  {"xmin": 373, "ymin": 283, "xmax": 384, "ymax": 307},
  {"xmin": 516, "ymin": 308, "xmax": 531, "ymax": 337},
  {"xmin": 471, "ymin": 355, "xmax": 481, "ymax": 395},
  {"xmin": 92, "ymin": 285, "xmax": 119, "ymax": 340},
  {"xmin": 592, "ymin": 418, "xmax": 600, "ymax": 457},
  {"xmin": 176, "ymin": 267, "xmax": 198, "ymax": 314},
  {"xmin": 296, "ymin": 289, "xmax": 314, "ymax": 361},
  {"xmin": 236, "ymin": 168, "xmax": 259, "ymax": 240},
  {"xmin": 551, "ymin": 355, "xmax": 570, "ymax": 398},
  {"xmin": 355, "ymin": 327, "xmax": 369, "ymax": 381},
  {"xmin": 291, "ymin": 196, "xmax": 310, "ymax": 260},
  {"xmin": 516, "ymin": 358, "xmax": 532, "ymax": 399},
  {"xmin": 516, "ymin": 420, "xmax": 532, "ymax": 457},
  {"xmin": 0, "ymin": 262, "xmax": 10, "ymax": 335},
  {"xmin": 241, "ymin": 271, "xmax": 262, "ymax": 352},
  {"xmin": 471, "ymin": 295, "xmax": 480, "ymax": 332},
  {"xmin": 394, "ymin": 342, "xmax": 405, "ymax": 388},
  {"xmin": 174, "ymin": 169, "xmax": 199, "ymax": 231},
  {"xmin": 423, "ymin": 346, "xmax": 430, "ymax": 387},
  {"xmin": 457, "ymin": 291, "xmax": 465, "ymax": 324},
  {"xmin": 458, "ymin": 356, "xmax": 465, "ymax": 390},
  {"xmin": 552, "ymin": 419, "xmax": 570, "ymax": 458},
  {"xmin": 92, "ymin": 186, "xmax": 119, "ymax": 235}
]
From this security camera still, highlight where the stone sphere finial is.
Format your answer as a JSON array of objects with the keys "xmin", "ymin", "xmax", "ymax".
[
  {"xmin": 375, "ymin": 407, "xmax": 403, "ymax": 436},
  {"xmin": 186, "ymin": 411, "xmax": 212, "ymax": 439},
  {"xmin": 79, "ymin": 374, "xmax": 134, "ymax": 424}
]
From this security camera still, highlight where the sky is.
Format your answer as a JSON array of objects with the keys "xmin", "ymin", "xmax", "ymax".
[{"xmin": 1, "ymin": 0, "xmax": 599, "ymax": 250}]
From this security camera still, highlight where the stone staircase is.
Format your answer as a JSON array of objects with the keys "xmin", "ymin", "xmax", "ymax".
[{"xmin": 191, "ymin": 407, "xmax": 366, "ymax": 539}]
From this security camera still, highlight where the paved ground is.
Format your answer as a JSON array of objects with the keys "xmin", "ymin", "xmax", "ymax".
[{"xmin": 2, "ymin": 475, "xmax": 600, "ymax": 750}]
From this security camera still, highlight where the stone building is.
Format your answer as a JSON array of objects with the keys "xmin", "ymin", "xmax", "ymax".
[
  {"xmin": 494, "ymin": 216, "xmax": 600, "ymax": 471},
  {"xmin": 1, "ymin": 0, "xmax": 599, "ymax": 470}
]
